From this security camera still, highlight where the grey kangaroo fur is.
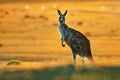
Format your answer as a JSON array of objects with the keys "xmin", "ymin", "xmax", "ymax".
[{"xmin": 57, "ymin": 10, "xmax": 94, "ymax": 65}]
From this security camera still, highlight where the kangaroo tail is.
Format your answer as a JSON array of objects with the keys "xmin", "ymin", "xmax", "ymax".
[
  {"xmin": 87, "ymin": 49, "xmax": 94, "ymax": 63},
  {"xmin": 88, "ymin": 56, "xmax": 94, "ymax": 63}
]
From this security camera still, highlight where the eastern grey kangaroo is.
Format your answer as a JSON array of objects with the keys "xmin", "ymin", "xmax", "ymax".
[{"xmin": 57, "ymin": 10, "xmax": 94, "ymax": 65}]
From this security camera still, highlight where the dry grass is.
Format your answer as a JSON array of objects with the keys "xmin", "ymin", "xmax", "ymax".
[{"xmin": 0, "ymin": 1, "xmax": 120, "ymax": 80}]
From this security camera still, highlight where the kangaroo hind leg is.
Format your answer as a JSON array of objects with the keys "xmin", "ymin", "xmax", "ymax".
[{"xmin": 72, "ymin": 53, "xmax": 76, "ymax": 65}]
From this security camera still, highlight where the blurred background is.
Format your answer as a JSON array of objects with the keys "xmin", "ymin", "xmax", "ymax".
[{"xmin": 0, "ymin": 0, "xmax": 120, "ymax": 72}]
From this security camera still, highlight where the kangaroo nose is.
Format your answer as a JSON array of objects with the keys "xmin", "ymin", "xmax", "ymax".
[
  {"xmin": 60, "ymin": 20, "xmax": 63, "ymax": 22},
  {"xmin": 60, "ymin": 21, "xmax": 64, "ymax": 23}
]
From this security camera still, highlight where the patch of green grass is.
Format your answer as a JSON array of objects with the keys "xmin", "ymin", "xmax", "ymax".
[{"xmin": 0, "ymin": 65, "xmax": 120, "ymax": 80}]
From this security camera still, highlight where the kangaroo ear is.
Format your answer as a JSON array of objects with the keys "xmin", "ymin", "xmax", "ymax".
[
  {"xmin": 57, "ymin": 10, "xmax": 62, "ymax": 16},
  {"xmin": 63, "ymin": 10, "xmax": 67, "ymax": 16}
]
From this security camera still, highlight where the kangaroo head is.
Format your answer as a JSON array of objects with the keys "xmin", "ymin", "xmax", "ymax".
[{"xmin": 57, "ymin": 10, "xmax": 67, "ymax": 24}]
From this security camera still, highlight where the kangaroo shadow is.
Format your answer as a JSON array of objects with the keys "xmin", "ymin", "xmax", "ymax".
[
  {"xmin": 0, "ymin": 64, "xmax": 75, "ymax": 80},
  {"xmin": 0, "ymin": 65, "xmax": 120, "ymax": 80},
  {"xmin": 32, "ymin": 64, "xmax": 75, "ymax": 80}
]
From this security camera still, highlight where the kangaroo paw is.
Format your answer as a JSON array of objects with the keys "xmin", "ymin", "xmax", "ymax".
[{"xmin": 62, "ymin": 44, "xmax": 65, "ymax": 47}]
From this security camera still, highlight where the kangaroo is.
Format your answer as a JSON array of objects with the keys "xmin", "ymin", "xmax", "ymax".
[{"xmin": 57, "ymin": 10, "xmax": 94, "ymax": 65}]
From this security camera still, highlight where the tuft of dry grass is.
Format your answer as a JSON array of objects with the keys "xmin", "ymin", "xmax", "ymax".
[{"xmin": 7, "ymin": 60, "xmax": 21, "ymax": 65}]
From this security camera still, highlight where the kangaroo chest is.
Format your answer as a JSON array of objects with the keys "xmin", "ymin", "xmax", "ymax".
[
  {"xmin": 59, "ymin": 25, "xmax": 71, "ymax": 45},
  {"xmin": 59, "ymin": 25, "xmax": 68, "ymax": 38},
  {"xmin": 59, "ymin": 24, "xmax": 85, "ymax": 47}
]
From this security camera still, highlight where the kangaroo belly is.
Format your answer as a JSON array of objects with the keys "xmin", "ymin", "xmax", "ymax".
[
  {"xmin": 70, "ymin": 37, "xmax": 91, "ymax": 57},
  {"xmin": 65, "ymin": 37, "xmax": 72, "ymax": 47},
  {"xmin": 64, "ymin": 29, "xmax": 76, "ymax": 47}
]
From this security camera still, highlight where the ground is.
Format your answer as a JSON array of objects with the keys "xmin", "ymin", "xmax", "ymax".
[{"xmin": 0, "ymin": 1, "xmax": 120, "ymax": 80}]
